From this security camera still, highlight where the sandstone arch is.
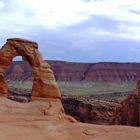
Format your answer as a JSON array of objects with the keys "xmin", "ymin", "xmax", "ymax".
[{"xmin": 0, "ymin": 38, "xmax": 61, "ymax": 98}]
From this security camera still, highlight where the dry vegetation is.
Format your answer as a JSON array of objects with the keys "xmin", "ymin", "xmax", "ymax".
[{"xmin": 7, "ymin": 81, "xmax": 136, "ymax": 102}]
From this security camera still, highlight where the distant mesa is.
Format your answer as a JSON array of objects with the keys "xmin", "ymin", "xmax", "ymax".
[{"xmin": 5, "ymin": 61, "xmax": 140, "ymax": 82}]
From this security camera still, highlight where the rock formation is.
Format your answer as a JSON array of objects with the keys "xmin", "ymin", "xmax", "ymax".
[
  {"xmin": 0, "ymin": 97, "xmax": 139, "ymax": 140},
  {"xmin": 62, "ymin": 96, "xmax": 118, "ymax": 124},
  {"xmin": 113, "ymin": 80, "xmax": 140, "ymax": 126},
  {"xmin": 0, "ymin": 38, "xmax": 61, "ymax": 98},
  {"xmin": 0, "ymin": 38, "xmax": 77, "ymax": 125},
  {"xmin": 0, "ymin": 38, "xmax": 140, "ymax": 140},
  {"xmin": 5, "ymin": 61, "xmax": 140, "ymax": 82}
]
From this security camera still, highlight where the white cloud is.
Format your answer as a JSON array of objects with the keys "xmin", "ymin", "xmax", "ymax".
[
  {"xmin": 0, "ymin": 0, "xmax": 140, "ymax": 30},
  {"xmin": 0, "ymin": 0, "xmax": 140, "ymax": 55},
  {"xmin": 83, "ymin": 0, "xmax": 140, "ymax": 40},
  {"xmin": 0, "ymin": 1, "xmax": 4, "ymax": 9},
  {"xmin": 3, "ymin": 0, "xmax": 91, "ymax": 28}
]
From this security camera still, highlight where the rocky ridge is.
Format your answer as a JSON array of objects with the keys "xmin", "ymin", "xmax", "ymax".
[{"xmin": 5, "ymin": 61, "xmax": 140, "ymax": 82}]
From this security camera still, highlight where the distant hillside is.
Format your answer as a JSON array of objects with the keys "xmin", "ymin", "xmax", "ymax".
[{"xmin": 4, "ymin": 60, "xmax": 140, "ymax": 82}]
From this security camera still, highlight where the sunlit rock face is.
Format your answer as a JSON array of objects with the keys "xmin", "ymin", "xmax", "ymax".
[{"xmin": 0, "ymin": 38, "xmax": 61, "ymax": 98}]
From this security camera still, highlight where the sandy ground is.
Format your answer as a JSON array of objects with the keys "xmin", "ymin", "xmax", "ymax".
[{"xmin": 0, "ymin": 97, "xmax": 139, "ymax": 140}]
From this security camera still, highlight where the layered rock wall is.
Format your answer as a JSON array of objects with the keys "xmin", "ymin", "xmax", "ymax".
[{"xmin": 5, "ymin": 61, "xmax": 140, "ymax": 82}]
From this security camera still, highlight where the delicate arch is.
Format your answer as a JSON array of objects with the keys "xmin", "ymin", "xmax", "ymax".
[{"xmin": 0, "ymin": 38, "xmax": 61, "ymax": 98}]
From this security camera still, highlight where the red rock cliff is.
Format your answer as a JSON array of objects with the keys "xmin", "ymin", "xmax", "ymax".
[
  {"xmin": 113, "ymin": 81, "xmax": 140, "ymax": 127},
  {"xmin": 4, "ymin": 61, "xmax": 140, "ymax": 82}
]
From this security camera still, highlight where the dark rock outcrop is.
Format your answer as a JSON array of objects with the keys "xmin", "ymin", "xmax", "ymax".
[{"xmin": 62, "ymin": 96, "xmax": 118, "ymax": 124}]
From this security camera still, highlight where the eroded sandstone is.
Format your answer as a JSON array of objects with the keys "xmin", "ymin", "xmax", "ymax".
[
  {"xmin": 113, "ymin": 80, "xmax": 140, "ymax": 126},
  {"xmin": 0, "ymin": 97, "xmax": 139, "ymax": 140},
  {"xmin": 0, "ymin": 38, "xmax": 61, "ymax": 98}
]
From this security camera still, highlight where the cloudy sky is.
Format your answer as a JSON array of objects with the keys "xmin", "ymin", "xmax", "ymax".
[{"xmin": 0, "ymin": 0, "xmax": 140, "ymax": 62}]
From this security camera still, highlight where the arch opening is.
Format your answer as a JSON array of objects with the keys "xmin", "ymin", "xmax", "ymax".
[
  {"xmin": 5, "ymin": 56, "xmax": 33, "ymax": 103},
  {"xmin": 12, "ymin": 56, "xmax": 23, "ymax": 61}
]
